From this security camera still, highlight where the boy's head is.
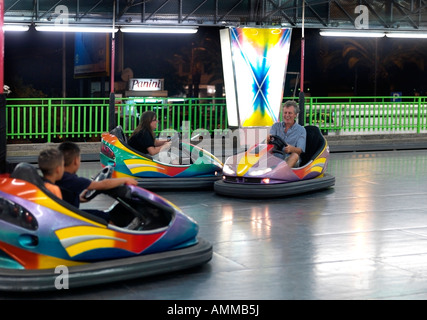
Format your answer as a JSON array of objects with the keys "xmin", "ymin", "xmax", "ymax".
[
  {"xmin": 58, "ymin": 141, "xmax": 81, "ymax": 172},
  {"xmin": 38, "ymin": 148, "xmax": 64, "ymax": 181}
]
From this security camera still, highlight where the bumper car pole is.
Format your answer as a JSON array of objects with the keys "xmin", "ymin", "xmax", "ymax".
[
  {"xmin": 0, "ymin": 1, "xmax": 6, "ymax": 174},
  {"xmin": 298, "ymin": 0, "xmax": 305, "ymax": 126},
  {"xmin": 109, "ymin": 0, "xmax": 117, "ymax": 132},
  {"xmin": 0, "ymin": 93, "xmax": 5, "ymax": 174}
]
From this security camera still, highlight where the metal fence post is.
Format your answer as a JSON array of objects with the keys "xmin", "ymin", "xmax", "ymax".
[
  {"xmin": 298, "ymin": 92, "xmax": 305, "ymax": 125},
  {"xmin": 109, "ymin": 93, "xmax": 116, "ymax": 132},
  {"xmin": 47, "ymin": 98, "xmax": 52, "ymax": 143},
  {"xmin": 417, "ymin": 96, "xmax": 421, "ymax": 134},
  {"xmin": 187, "ymin": 99, "xmax": 192, "ymax": 140},
  {"xmin": 0, "ymin": 93, "xmax": 6, "ymax": 173}
]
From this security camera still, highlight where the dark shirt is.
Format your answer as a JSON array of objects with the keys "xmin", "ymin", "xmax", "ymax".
[
  {"xmin": 56, "ymin": 171, "xmax": 91, "ymax": 208},
  {"xmin": 128, "ymin": 129, "xmax": 155, "ymax": 154},
  {"xmin": 56, "ymin": 171, "xmax": 110, "ymax": 223}
]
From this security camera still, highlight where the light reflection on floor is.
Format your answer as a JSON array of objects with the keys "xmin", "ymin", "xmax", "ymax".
[{"xmin": 3, "ymin": 150, "xmax": 427, "ymax": 300}]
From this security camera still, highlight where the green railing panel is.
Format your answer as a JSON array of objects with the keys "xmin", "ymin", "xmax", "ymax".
[{"xmin": 5, "ymin": 96, "xmax": 427, "ymax": 143}]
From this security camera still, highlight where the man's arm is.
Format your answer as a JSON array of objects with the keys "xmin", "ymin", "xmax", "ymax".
[
  {"xmin": 267, "ymin": 123, "xmax": 281, "ymax": 142},
  {"xmin": 284, "ymin": 126, "xmax": 306, "ymax": 155},
  {"xmin": 284, "ymin": 145, "xmax": 303, "ymax": 155}
]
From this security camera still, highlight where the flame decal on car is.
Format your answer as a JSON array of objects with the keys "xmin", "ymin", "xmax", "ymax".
[{"xmin": 55, "ymin": 226, "xmax": 166, "ymax": 258}]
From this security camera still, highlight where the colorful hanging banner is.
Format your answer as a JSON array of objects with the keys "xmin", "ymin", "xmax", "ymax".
[{"xmin": 221, "ymin": 27, "xmax": 292, "ymax": 127}]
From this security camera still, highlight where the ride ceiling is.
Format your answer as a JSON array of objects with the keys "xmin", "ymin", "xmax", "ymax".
[{"xmin": 4, "ymin": 0, "xmax": 427, "ymax": 32}]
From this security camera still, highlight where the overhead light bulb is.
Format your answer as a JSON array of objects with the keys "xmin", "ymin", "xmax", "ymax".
[
  {"xmin": 3, "ymin": 24, "xmax": 30, "ymax": 32},
  {"xmin": 120, "ymin": 26, "xmax": 198, "ymax": 34},
  {"xmin": 386, "ymin": 32, "xmax": 427, "ymax": 39},
  {"xmin": 35, "ymin": 25, "xmax": 118, "ymax": 33},
  {"xmin": 319, "ymin": 30, "xmax": 385, "ymax": 38}
]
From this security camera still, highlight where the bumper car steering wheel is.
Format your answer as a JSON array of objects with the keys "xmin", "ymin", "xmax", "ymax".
[
  {"xmin": 83, "ymin": 166, "xmax": 114, "ymax": 201},
  {"xmin": 268, "ymin": 135, "xmax": 287, "ymax": 155}
]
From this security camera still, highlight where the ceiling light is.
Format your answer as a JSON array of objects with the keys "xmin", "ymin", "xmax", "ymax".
[
  {"xmin": 319, "ymin": 30, "xmax": 385, "ymax": 38},
  {"xmin": 386, "ymin": 32, "xmax": 427, "ymax": 39},
  {"xmin": 35, "ymin": 25, "xmax": 118, "ymax": 33},
  {"xmin": 120, "ymin": 26, "xmax": 198, "ymax": 34},
  {"xmin": 3, "ymin": 24, "xmax": 30, "ymax": 32}
]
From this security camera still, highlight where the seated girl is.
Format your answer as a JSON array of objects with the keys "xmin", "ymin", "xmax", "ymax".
[{"xmin": 128, "ymin": 111, "xmax": 172, "ymax": 159}]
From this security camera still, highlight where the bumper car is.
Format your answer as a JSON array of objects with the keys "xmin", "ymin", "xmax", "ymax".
[
  {"xmin": 0, "ymin": 163, "xmax": 212, "ymax": 291},
  {"xmin": 214, "ymin": 125, "xmax": 335, "ymax": 198},
  {"xmin": 100, "ymin": 126, "xmax": 223, "ymax": 190}
]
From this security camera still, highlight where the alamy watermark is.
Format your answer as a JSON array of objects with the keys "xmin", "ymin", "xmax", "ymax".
[
  {"xmin": 154, "ymin": 122, "xmax": 270, "ymax": 166},
  {"xmin": 55, "ymin": 265, "xmax": 69, "ymax": 289},
  {"xmin": 355, "ymin": 5, "xmax": 369, "ymax": 30},
  {"xmin": 54, "ymin": 5, "xmax": 69, "ymax": 26}
]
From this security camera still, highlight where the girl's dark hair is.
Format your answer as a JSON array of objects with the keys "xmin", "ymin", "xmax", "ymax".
[{"xmin": 131, "ymin": 111, "xmax": 157, "ymax": 139}]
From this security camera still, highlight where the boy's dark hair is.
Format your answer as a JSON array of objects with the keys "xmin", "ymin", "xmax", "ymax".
[
  {"xmin": 58, "ymin": 141, "xmax": 81, "ymax": 167},
  {"xmin": 38, "ymin": 148, "xmax": 63, "ymax": 175}
]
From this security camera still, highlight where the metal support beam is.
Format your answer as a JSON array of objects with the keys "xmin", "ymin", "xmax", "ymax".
[
  {"xmin": 183, "ymin": 0, "xmax": 209, "ymax": 24},
  {"xmin": 265, "ymin": 0, "xmax": 297, "ymax": 26},
  {"xmin": 76, "ymin": 0, "xmax": 105, "ymax": 21},
  {"xmin": 143, "ymin": 0, "xmax": 173, "ymax": 23},
  {"xmin": 3, "ymin": 0, "xmax": 427, "ymax": 31},
  {"xmin": 217, "ymin": 0, "xmax": 245, "ymax": 23},
  {"xmin": 5, "ymin": 0, "xmax": 22, "ymax": 12},
  {"xmin": 39, "ymin": 0, "xmax": 63, "ymax": 20}
]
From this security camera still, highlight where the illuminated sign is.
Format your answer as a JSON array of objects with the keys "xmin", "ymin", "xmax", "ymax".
[
  {"xmin": 129, "ymin": 78, "xmax": 163, "ymax": 91},
  {"xmin": 221, "ymin": 27, "xmax": 292, "ymax": 127}
]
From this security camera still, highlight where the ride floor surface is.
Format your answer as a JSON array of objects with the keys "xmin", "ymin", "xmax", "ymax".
[{"xmin": 2, "ymin": 150, "xmax": 427, "ymax": 300}]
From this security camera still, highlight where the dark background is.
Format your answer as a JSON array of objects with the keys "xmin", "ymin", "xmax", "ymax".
[{"xmin": 5, "ymin": 26, "xmax": 427, "ymax": 98}]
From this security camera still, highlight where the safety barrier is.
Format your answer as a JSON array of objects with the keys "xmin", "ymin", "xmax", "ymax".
[
  {"xmin": 305, "ymin": 96, "xmax": 427, "ymax": 135},
  {"xmin": 5, "ymin": 96, "xmax": 427, "ymax": 143}
]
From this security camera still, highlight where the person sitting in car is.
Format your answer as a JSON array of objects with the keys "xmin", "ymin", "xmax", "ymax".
[
  {"xmin": 128, "ymin": 111, "xmax": 171, "ymax": 156},
  {"xmin": 268, "ymin": 100, "xmax": 306, "ymax": 167}
]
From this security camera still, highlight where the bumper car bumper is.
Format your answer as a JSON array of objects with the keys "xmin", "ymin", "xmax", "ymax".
[
  {"xmin": 0, "ymin": 237, "xmax": 212, "ymax": 292},
  {"xmin": 136, "ymin": 176, "xmax": 221, "ymax": 190},
  {"xmin": 214, "ymin": 173, "xmax": 335, "ymax": 198}
]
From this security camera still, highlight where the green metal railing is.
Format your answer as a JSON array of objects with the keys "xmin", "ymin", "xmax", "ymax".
[
  {"xmin": 304, "ymin": 96, "xmax": 427, "ymax": 133},
  {"xmin": 5, "ymin": 96, "xmax": 427, "ymax": 143},
  {"xmin": 5, "ymin": 97, "xmax": 228, "ymax": 143}
]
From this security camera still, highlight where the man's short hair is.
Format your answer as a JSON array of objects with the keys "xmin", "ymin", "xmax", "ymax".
[
  {"xmin": 58, "ymin": 141, "xmax": 81, "ymax": 167},
  {"xmin": 283, "ymin": 100, "xmax": 300, "ymax": 114},
  {"xmin": 38, "ymin": 148, "xmax": 63, "ymax": 175}
]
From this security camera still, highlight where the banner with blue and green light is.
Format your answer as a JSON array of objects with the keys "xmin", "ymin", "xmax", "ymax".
[{"xmin": 220, "ymin": 27, "xmax": 292, "ymax": 128}]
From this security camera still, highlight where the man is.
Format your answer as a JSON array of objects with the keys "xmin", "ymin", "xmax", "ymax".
[{"xmin": 268, "ymin": 100, "xmax": 306, "ymax": 167}]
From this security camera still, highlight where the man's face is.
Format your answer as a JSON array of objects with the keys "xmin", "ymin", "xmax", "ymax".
[{"xmin": 283, "ymin": 106, "xmax": 297, "ymax": 125}]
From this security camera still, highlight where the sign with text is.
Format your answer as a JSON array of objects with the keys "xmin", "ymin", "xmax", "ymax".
[{"xmin": 129, "ymin": 78, "xmax": 164, "ymax": 91}]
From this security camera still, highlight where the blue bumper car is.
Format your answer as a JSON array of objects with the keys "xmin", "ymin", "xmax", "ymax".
[{"xmin": 0, "ymin": 163, "xmax": 212, "ymax": 291}]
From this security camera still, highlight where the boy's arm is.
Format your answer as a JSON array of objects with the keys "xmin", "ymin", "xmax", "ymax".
[{"xmin": 87, "ymin": 177, "xmax": 137, "ymax": 191}]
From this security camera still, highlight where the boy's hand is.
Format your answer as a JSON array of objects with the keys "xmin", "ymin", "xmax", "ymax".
[
  {"xmin": 123, "ymin": 178, "xmax": 138, "ymax": 186},
  {"xmin": 79, "ymin": 189, "xmax": 89, "ymax": 203}
]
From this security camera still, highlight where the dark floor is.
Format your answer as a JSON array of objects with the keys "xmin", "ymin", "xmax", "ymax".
[{"xmin": 2, "ymin": 150, "xmax": 427, "ymax": 300}]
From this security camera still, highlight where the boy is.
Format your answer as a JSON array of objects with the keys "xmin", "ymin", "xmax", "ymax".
[
  {"xmin": 56, "ymin": 141, "xmax": 137, "ymax": 208},
  {"xmin": 38, "ymin": 148, "xmax": 64, "ymax": 199}
]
